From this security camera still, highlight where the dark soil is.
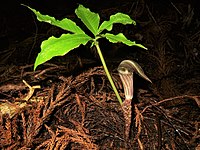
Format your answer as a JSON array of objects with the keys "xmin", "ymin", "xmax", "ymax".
[{"xmin": 0, "ymin": 0, "xmax": 200, "ymax": 149}]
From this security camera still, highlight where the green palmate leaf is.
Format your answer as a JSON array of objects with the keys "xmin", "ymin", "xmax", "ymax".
[
  {"xmin": 75, "ymin": 4, "xmax": 100, "ymax": 36},
  {"xmin": 104, "ymin": 33, "xmax": 147, "ymax": 49},
  {"xmin": 34, "ymin": 34, "xmax": 92, "ymax": 70},
  {"xmin": 98, "ymin": 13, "xmax": 136, "ymax": 33},
  {"xmin": 22, "ymin": 4, "xmax": 84, "ymax": 34}
]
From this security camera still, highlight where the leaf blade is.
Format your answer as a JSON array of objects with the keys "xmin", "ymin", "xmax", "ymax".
[
  {"xmin": 104, "ymin": 33, "xmax": 147, "ymax": 49},
  {"xmin": 34, "ymin": 34, "xmax": 91, "ymax": 70},
  {"xmin": 98, "ymin": 13, "xmax": 136, "ymax": 33},
  {"xmin": 75, "ymin": 4, "xmax": 100, "ymax": 36},
  {"xmin": 22, "ymin": 4, "xmax": 85, "ymax": 34}
]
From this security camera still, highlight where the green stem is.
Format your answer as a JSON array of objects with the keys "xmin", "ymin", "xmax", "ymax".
[{"xmin": 94, "ymin": 40, "xmax": 122, "ymax": 105}]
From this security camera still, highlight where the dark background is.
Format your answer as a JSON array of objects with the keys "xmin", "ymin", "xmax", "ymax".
[
  {"xmin": 1, "ymin": 0, "xmax": 200, "ymax": 90},
  {"xmin": 0, "ymin": 0, "xmax": 199, "ymax": 63}
]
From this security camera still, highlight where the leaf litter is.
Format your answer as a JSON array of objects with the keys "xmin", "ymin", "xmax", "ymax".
[{"xmin": 0, "ymin": 64, "xmax": 199, "ymax": 149}]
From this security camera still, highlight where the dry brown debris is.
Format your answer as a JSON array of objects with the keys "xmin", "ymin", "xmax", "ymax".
[{"xmin": 0, "ymin": 65, "xmax": 199, "ymax": 149}]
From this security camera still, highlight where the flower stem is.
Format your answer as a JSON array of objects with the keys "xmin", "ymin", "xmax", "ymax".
[{"xmin": 94, "ymin": 40, "xmax": 122, "ymax": 105}]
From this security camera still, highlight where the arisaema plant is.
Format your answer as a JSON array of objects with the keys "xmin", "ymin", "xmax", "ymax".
[{"xmin": 22, "ymin": 4, "xmax": 150, "ymax": 140}]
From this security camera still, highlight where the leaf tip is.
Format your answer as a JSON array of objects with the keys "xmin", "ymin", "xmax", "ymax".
[
  {"xmin": 144, "ymin": 47, "xmax": 148, "ymax": 50},
  {"xmin": 33, "ymin": 64, "xmax": 37, "ymax": 71}
]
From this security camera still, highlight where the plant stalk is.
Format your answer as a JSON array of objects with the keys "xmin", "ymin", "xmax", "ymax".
[{"xmin": 94, "ymin": 41, "xmax": 122, "ymax": 105}]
